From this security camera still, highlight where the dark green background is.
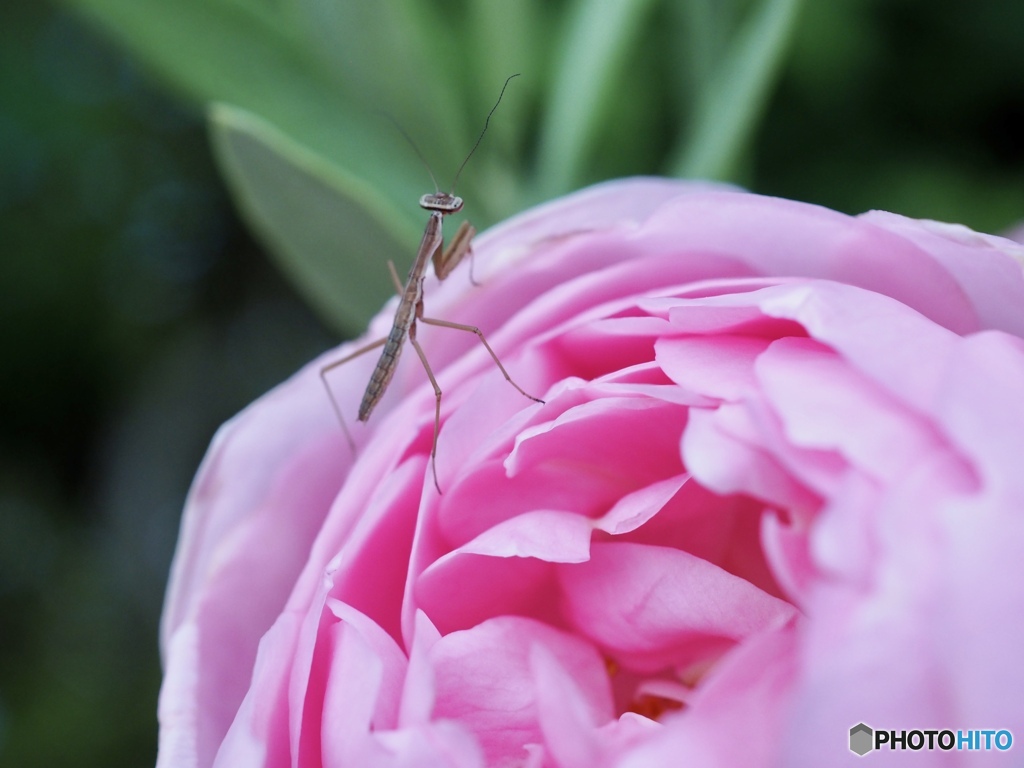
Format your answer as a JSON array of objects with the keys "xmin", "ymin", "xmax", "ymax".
[{"xmin": 1, "ymin": 1, "xmax": 1021, "ymax": 766}]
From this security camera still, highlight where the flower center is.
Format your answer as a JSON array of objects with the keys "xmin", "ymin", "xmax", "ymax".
[{"xmin": 626, "ymin": 693, "xmax": 685, "ymax": 720}]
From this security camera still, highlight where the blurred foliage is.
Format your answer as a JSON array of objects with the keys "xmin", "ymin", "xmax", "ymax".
[
  {"xmin": 55, "ymin": 0, "xmax": 803, "ymax": 334},
  {"xmin": 0, "ymin": 2, "xmax": 332, "ymax": 766},
  {"xmin": 758, "ymin": 1, "xmax": 1024, "ymax": 230},
  {"xmin": 0, "ymin": 0, "xmax": 1021, "ymax": 766}
]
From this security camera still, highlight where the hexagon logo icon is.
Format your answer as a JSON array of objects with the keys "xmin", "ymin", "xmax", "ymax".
[{"xmin": 850, "ymin": 723, "xmax": 873, "ymax": 756}]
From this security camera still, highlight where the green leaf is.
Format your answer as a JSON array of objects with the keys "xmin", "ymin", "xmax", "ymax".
[
  {"xmin": 58, "ymin": 0, "xmax": 428, "ymax": 223},
  {"xmin": 672, "ymin": 0, "xmax": 733, "ymax": 105},
  {"xmin": 464, "ymin": 0, "xmax": 546, "ymax": 118},
  {"xmin": 534, "ymin": 0, "xmax": 660, "ymax": 199},
  {"xmin": 670, "ymin": 0, "xmax": 804, "ymax": 180},
  {"xmin": 210, "ymin": 104, "xmax": 422, "ymax": 334},
  {"xmin": 287, "ymin": 0, "xmax": 467, "ymax": 168}
]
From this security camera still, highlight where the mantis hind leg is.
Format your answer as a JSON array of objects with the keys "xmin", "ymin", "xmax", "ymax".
[
  {"xmin": 408, "ymin": 327, "xmax": 444, "ymax": 494},
  {"xmin": 419, "ymin": 316, "xmax": 544, "ymax": 404}
]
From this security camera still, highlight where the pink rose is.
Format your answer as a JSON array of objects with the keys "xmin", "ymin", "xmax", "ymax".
[{"xmin": 158, "ymin": 179, "xmax": 1024, "ymax": 767}]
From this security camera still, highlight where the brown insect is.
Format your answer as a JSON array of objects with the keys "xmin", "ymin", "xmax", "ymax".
[{"xmin": 321, "ymin": 75, "xmax": 543, "ymax": 492}]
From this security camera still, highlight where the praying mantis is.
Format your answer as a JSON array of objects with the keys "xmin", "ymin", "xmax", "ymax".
[{"xmin": 320, "ymin": 75, "xmax": 544, "ymax": 493}]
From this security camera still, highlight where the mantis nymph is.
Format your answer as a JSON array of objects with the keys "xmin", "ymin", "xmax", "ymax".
[{"xmin": 321, "ymin": 75, "xmax": 543, "ymax": 492}]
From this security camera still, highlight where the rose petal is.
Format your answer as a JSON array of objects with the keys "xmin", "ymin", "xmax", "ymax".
[
  {"xmin": 559, "ymin": 542, "xmax": 796, "ymax": 672},
  {"xmin": 860, "ymin": 210, "xmax": 1024, "ymax": 337},
  {"xmin": 415, "ymin": 545, "xmax": 559, "ymax": 635},
  {"xmin": 508, "ymin": 397, "xmax": 687, "ymax": 489},
  {"xmin": 656, "ymin": 335, "xmax": 771, "ymax": 401},
  {"xmin": 594, "ymin": 474, "xmax": 689, "ymax": 535},
  {"xmin": 430, "ymin": 617, "xmax": 613, "ymax": 765},
  {"xmin": 459, "ymin": 509, "xmax": 594, "ymax": 563},
  {"xmin": 755, "ymin": 336, "xmax": 948, "ymax": 484},
  {"xmin": 760, "ymin": 511, "xmax": 818, "ymax": 608},
  {"xmin": 682, "ymin": 406, "xmax": 823, "ymax": 512},
  {"xmin": 530, "ymin": 644, "xmax": 612, "ymax": 767},
  {"xmin": 620, "ymin": 625, "xmax": 798, "ymax": 768},
  {"xmin": 644, "ymin": 191, "xmax": 983, "ymax": 333}
]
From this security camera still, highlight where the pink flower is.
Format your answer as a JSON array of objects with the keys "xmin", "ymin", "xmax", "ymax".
[{"xmin": 158, "ymin": 179, "xmax": 1024, "ymax": 767}]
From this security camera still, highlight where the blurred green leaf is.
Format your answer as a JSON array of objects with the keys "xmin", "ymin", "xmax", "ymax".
[
  {"xmin": 465, "ymin": 0, "xmax": 547, "ymax": 120},
  {"xmin": 59, "ymin": 0, "xmax": 431, "ymax": 230},
  {"xmin": 672, "ymin": 0, "xmax": 734, "ymax": 106},
  {"xmin": 284, "ymin": 0, "xmax": 547, "ymax": 227},
  {"xmin": 671, "ymin": 0, "xmax": 803, "ymax": 180},
  {"xmin": 534, "ymin": 0, "xmax": 660, "ymax": 199},
  {"xmin": 59, "ymin": 0, "xmax": 540, "ymax": 324},
  {"xmin": 210, "ymin": 104, "xmax": 420, "ymax": 334},
  {"xmin": 288, "ymin": 0, "xmax": 467, "ymax": 167},
  {"xmin": 55, "ymin": 0, "xmax": 813, "ymax": 333}
]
